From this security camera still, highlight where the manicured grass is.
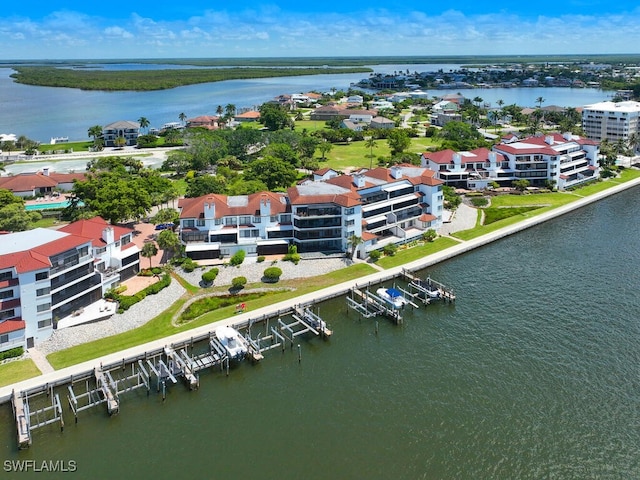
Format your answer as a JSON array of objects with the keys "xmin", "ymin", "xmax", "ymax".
[
  {"xmin": 483, "ymin": 206, "xmax": 542, "ymax": 224},
  {"xmin": 375, "ymin": 237, "xmax": 461, "ymax": 269},
  {"xmin": 46, "ymin": 263, "xmax": 377, "ymax": 369},
  {"xmin": 31, "ymin": 217, "xmax": 61, "ymax": 228},
  {"xmin": 489, "ymin": 192, "xmax": 577, "ymax": 208},
  {"xmin": 38, "ymin": 141, "xmax": 93, "ymax": 153},
  {"xmin": 319, "ymin": 136, "xmax": 441, "ymax": 172},
  {"xmin": 0, "ymin": 360, "xmax": 42, "ymax": 387}
]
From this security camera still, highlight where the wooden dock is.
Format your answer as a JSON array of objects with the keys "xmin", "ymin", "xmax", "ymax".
[
  {"xmin": 95, "ymin": 367, "xmax": 119, "ymax": 415},
  {"xmin": 401, "ymin": 269, "xmax": 456, "ymax": 303},
  {"xmin": 347, "ymin": 286, "xmax": 404, "ymax": 324},
  {"xmin": 11, "ymin": 390, "xmax": 31, "ymax": 449}
]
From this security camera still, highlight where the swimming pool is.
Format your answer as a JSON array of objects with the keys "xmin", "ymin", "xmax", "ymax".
[{"xmin": 25, "ymin": 200, "xmax": 82, "ymax": 210}]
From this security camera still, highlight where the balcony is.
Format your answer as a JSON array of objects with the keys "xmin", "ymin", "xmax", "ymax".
[
  {"xmin": 295, "ymin": 207, "xmax": 342, "ymax": 217},
  {"xmin": 51, "ymin": 263, "xmax": 95, "ymax": 290}
]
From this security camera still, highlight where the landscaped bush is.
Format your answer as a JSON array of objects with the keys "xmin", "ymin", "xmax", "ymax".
[
  {"xmin": 369, "ymin": 250, "xmax": 382, "ymax": 262},
  {"xmin": 0, "ymin": 347, "xmax": 24, "ymax": 361},
  {"xmin": 470, "ymin": 197, "xmax": 489, "ymax": 207},
  {"xmin": 201, "ymin": 267, "xmax": 219, "ymax": 285},
  {"xmin": 422, "ymin": 229, "xmax": 437, "ymax": 242},
  {"xmin": 383, "ymin": 244, "xmax": 398, "ymax": 256},
  {"xmin": 151, "ymin": 267, "xmax": 163, "ymax": 275},
  {"xmin": 105, "ymin": 273, "xmax": 171, "ymax": 313},
  {"xmin": 231, "ymin": 276, "xmax": 247, "ymax": 290},
  {"xmin": 283, "ymin": 245, "xmax": 300, "ymax": 264},
  {"xmin": 263, "ymin": 266, "xmax": 283, "ymax": 283},
  {"xmin": 182, "ymin": 258, "xmax": 197, "ymax": 272},
  {"xmin": 230, "ymin": 250, "xmax": 246, "ymax": 266},
  {"xmin": 257, "ymin": 256, "xmax": 266, "ymax": 263}
]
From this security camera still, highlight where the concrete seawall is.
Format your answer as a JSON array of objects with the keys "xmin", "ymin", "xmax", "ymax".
[{"xmin": 2, "ymin": 177, "xmax": 639, "ymax": 402}]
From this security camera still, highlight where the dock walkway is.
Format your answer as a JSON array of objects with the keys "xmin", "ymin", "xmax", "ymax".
[{"xmin": 3, "ymin": 176, "xmax": 640, "ymax": 405}]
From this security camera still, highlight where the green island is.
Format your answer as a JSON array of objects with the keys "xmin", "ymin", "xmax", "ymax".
[{"xmin": 9, "ymin": 66, "xmax": 372, "ymax": 91}]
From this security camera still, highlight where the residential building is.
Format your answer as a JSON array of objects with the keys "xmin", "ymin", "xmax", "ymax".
[
  {"xmin": 234, "ymin": 111, "xmax": 261, "ymax": 123},
  {"xmin": 422, "ymin": 133, "xmax": 600, "ymax": 190},
  {"xmin": 0, "ymin": 217, "xmax": 139, "ymax": 352},
  {"xmin": 186, "ymin": 115, "xmax": 220, "ymax": 130},
  {"xmin": 582, "ymin": 101, "xmax": 640, "ymax": 147},
  {"xmin": 0, "ymin": 170, "xmax": 85, "ymax": 197},
  {"xmin": 102, "ymin": 120, "xmax": 140, "ymax": 147},
  {"xmin": 310, "ymin": 106, "xmax": 377, "ymax": 122},
  {"xmin": 177, "ymin": 166, "xmax": 444, "ymax": 260}
]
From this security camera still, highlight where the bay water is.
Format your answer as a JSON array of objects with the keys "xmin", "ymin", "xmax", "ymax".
[{"xmin": 1, "ymin": 187, "xmax": 639, "ymax": 478}]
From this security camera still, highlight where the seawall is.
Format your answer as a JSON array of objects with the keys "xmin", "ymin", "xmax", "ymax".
[{"xmin": 2, "ymin": 176, "xmax": 639, "ymax": 402}]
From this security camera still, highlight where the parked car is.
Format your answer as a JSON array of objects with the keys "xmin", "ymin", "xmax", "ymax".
[{"xmin": 154, "ymin": 223, "xmax": 174, "ymax": 231}]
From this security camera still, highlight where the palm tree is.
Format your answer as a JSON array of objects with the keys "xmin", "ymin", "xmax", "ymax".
[
  {"xmin": 114, "ymin": 136, "xmax": 127, "ymax": 149},
  {"xmin": 141, "ymin": 241, "xmax": 158, "ymax": 270},
  {"xmin": 536, "ymin": 96, "xmax": 545, "ymax": 108},
  {"xmin": 138, "ymin": 116, "xmax": 150, "ymax": 134},
  {"xmin": 225, "ymin": 104, "xmax": 236, "ymax": 120},
  {"xmin": 473, "ymin": 96, "xmax": 483, "ymax": 108},
  {"xmin": 88, "ymin": 125, "xmax": 102, "ymax": 142},
  {"xmin": 347, "ymin": 234, "xmax": 363, "ymax": 259},
  {"xmin": 365, "ymin": 137, "xmax": 378, "ymax": 169},
  {"xmin": 178, "ymin": 112, "xmax": 187, "ymax": 126}
]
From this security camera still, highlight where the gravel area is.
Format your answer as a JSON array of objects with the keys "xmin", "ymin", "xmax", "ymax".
[
  {"xmin": 179, "ymin": 256, "xmax": 353, "ymax": 287},
  {"xmin": 37, "ymin": 279, "xmax": 186, "ymax": 355},
  {"xmin": 35, "ymin": 257, "xmax": 353, "ymax": 355}
]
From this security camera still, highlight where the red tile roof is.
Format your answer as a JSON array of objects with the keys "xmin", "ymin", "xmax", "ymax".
[
  {"xmin": 0, "ymin": 319, "xmax": 25, "ymax": 334},
  {"xmin": 179, "ymin": 191, "xmax": 289, "ymax": 219},
  {"xmin": 0, "ymin": 172, "xmax": 85, "ymax": 193},
  {"xmin": 58, "ymin": 216, "xmax": 133, "ymax": 247}
]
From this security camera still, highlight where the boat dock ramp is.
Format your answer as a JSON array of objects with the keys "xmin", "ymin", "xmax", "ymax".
[
  {"xmin": 347, "ymin": 273, "xmax": 455, "ymax": 325},
  {"xmin": 10, "ymin": 305, "xmax": 332, "ymax": 449}
]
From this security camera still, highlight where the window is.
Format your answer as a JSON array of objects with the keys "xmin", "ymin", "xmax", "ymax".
[
  {"xmin": 196, "ymin": 219, "xmax": 205, "ymax": 227},
  {"xmin": 36, "ymin": 287, "xmax": 50, "ymax": 297},
  {"xmin": 37, "ymin": 303, "xmax": 51, "ymax": 312},
  {"xmin": 344, "ymin": 207, "xmax": 355, "ymax": 215},
  {"xmin": 0, "ymin": 271, "xmax": 13, "ymax": 282},
  {"xmin": 0, "ymin": 290, "xmax": 13, "ymax": 300},
  {"xmin": 95, "ymin": 246, "xmax": 107, "ymax": 255},
  {"xmin": 253, "ymin": 216, "xmax": 261, "ymax": 223},
  {"xmin": 78, "ymin": 246, "xmax": 89, "ymax": 257},
  {"xmin": 0, "ymin": 309, "xmax": 15, "ymax": 320},
  {"xmin": 38, "ymin": 319, "xmax": 52, "ymax": 329},
  {"xmin": 184, "ymin": 219, "xmax": 195, "ymax": 228},
  {"xmin": 0, "ymin": 334, "xmax": 8, "ymax": 344},
  {"xmin": 215, "ymin": 218, "xmax": 223, "ymax": 225},
  {"xmin": 270, "ymin": 215, "xmax": 278, "ymax": 223},
  {"xmin": 35, "ymin": 271, "xmax": 48, "ymax": 281},
  {"xmin": 121, "ymin": 234, "xmax": 131, "ymax": 245}
]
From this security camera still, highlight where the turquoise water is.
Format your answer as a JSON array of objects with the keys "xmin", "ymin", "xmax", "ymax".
[
  {"xmin": 2, "ymin": 188, "xmax": 640, "ymax": 478},
  {"xmin": 25, "ymin": 201, "xmax": 72, "ymax": 211}
]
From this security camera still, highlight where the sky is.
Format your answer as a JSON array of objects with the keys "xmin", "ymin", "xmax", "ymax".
[{"xmin": 1, "ymin": 1, "xmax": 640, "ymax": 59}]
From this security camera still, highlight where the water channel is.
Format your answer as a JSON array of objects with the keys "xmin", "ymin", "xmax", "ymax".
[{"xmin": 1, "ymin": 186, "xmax": 639, "ymax": 478}]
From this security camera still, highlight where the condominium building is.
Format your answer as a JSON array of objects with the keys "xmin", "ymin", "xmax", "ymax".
[
  {"xmin": 422, "ymin": 133, "xmax": 600, "ymax": 191},
  {"xmin": 178, "ymin": 165, "xmax": 444, "ymax": 260},
  {"xmin": 0, "ymin": 217, "xmax": 140, "ymax": 352},
  {"xmin": 582, "ymin": 101, "xmax": 640, "ymax": 145}
]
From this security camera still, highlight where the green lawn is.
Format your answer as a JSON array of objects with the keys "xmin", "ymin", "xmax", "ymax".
[
  {"xmin": 0, "ymin": 360, "xmax": 42, "ymax": 387},
  {"xmin": 38, "ymin": 141, "xmax": 93, "ymax": 153},
  {"xmin": 375, "ymin": 237, "xmax": 461, "ymax": 269},
  {"xmin": 47, "ymin": 263, "xmax": 376, "ymax": 369}
]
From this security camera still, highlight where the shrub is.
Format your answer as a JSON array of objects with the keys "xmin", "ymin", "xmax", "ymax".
[
  {"xmin": 263, "ymin": 266, "xmax": 283, "ymax": 283},
  {"xmin": 230, "ymin": 250, "xmax": 246, "ymax": 266},
  {"xmin": 383, "ymin": 244, "xmax": 398, "ymax": 256},
  {"xmin": 182, "ymin": 258, "xmax": 197, "ymax": 272},
  {"xmin": 201, "ymin": 268, "xmax": 219, "ymax": 285},
  {"xmin": 422, "ymin": 229, "xmax": 437, "ymax": 242},
  {"xmin": 283, "ymin": 253, "xmax": 300, "ymax": 264},
  {"xmin": 231, "ymin": 276, "xmax": 247, "ymax": 290},
  {"xmin": 151, "ymin": 267, "xmax": 163, "ymax": 275},
  {"xmin": 0, "ymin": 347, "xmax": 24, "ymax": 361},
  {"xmin": 470, "ymin": 197, "xmax": 489, "ymax": 207},
  {"xmin": 257, "ymin": 256, "xmax": 266, "ymax": 263},
  {"xmin": 107, "ymin": 273, "xmax": 171, "ymax": 312},
  {"xmin": 369, "ymin": 250, "xmax": 382, "ymax": 262}
]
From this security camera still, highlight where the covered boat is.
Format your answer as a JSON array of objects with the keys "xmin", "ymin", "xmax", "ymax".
[{"xmin": 376, "ymin": 287, "xmax": 409, "ymax": 309}]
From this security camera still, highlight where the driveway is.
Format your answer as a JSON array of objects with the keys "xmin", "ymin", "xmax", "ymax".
[{"xmin": 438, "ymin": 203, "xmax": 478, "ymax": 236}]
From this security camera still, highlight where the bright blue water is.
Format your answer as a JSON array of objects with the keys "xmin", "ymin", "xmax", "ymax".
[{"xmin": 0, "ymin": 64, "xmax": 609, "ymax": 144}]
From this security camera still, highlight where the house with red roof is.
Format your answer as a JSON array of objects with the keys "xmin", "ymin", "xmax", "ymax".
[
  {"xmin": 422, "ymin": 133, "xmax": 600, "ymax": 191},
  {"xmin": 0, "ymin": 217, "xmax": 139, "ymax": 352},
  {"xmin": 0, "ymin": 170, "xmax": 86, "ymax": 197},
  {"xmin": 177, "ymin": 166, "xmax": 443, "ymax": 259}
]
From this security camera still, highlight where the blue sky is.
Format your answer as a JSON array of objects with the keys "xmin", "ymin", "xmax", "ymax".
[{"xmin": 2, "ymin": 1, "xmax": 640, "ymax": 59}]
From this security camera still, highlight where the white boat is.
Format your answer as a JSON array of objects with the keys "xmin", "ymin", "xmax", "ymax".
[
  {"xmin": 376, "ymin": 288, "xmax": 409, "ymax": 309},
  {"xmin": 214, "ymin": 326, "xmax": 248, "ymax": 361}
]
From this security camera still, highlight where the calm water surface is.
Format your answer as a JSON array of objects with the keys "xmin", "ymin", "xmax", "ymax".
[
  {"xmin": 1, "ymin": 188, "xmax": 639, "ymax": 478},
  {"xmin": 0, "ymin": 64, "xmax": 610, "ymax": 144}
]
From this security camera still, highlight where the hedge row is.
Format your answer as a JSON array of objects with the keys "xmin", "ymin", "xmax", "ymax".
[
  {"xmin": 0, "ymin": 347, "xmax": 24, "ymax": 361},
  {"xmin": 105, "ymin": 273, "xmax": 171, "ymax": 313}
]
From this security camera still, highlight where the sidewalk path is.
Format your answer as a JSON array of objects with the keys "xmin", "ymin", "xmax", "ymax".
[
  {"xmin": 26, "ymin": 348, "xmax": 54, "ymax": 375},
  {"xmin": 3, "ymin": 176, "xmax": 640, "ymax": 401}
]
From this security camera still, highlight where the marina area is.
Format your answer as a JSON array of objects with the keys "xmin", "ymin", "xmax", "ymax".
[
  {"xmin": 1, "ymin": 177, "xmax": 640, "ymax": 477},
  {"xmin": 2, "ymin": 181, "xmax": 640, "ymax": 477}
]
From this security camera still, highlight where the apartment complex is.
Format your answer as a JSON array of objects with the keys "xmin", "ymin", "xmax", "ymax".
[
  {"xmin": 178, "ymin": 165, "xmax": 444, "ymax": 260},
  {"xmin": 582, "ymin": 101, "xmax": 640, "ymax": 145},
  {"xmin": 0, "ymin": 217, "xmax": 140, "ymax": 352},
  {"xmin": 422, "ymin": 133, "xmax": 600, "ymax": 191}
]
